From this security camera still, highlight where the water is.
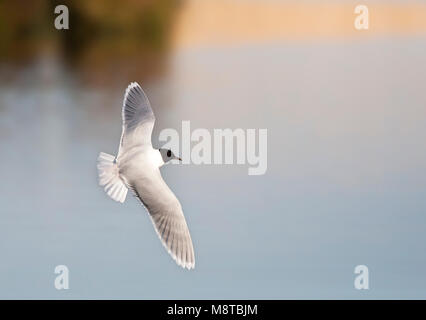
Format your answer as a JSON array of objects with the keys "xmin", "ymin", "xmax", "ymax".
[{"xmin": 0, "ymin": 36, "xmax": 426, "ymax": 299}]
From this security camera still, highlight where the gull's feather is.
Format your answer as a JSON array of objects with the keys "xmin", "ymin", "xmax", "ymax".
[
  {"xmin": 118, "ymin": 82, "xmax": 155, "ymax": 155},
  {"xmin": 129, "ymin": 167, "xmax": 195, "ymax": 269},
  {"xmin": 97, "ymin": 152, "xmax": 128, "ymax": 203}
]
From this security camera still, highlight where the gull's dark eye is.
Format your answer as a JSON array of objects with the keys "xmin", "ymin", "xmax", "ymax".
[{"xmin": 167, "ymin": 150, "xmax": 171, "ymax": 157}]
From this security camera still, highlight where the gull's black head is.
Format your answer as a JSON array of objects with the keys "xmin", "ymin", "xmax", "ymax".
[{"xmin": 159, "ymin": 148, "xmax": 182, "ymax": 164}]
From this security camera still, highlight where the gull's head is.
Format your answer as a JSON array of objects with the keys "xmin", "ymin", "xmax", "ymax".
[{"xmin": 159, "ymin": 148, "xmax": 182, "ymax": 165}]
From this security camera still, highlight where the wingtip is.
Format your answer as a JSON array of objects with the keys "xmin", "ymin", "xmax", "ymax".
[
  {"xmin": 128, "ymin": 81, "xmax": 141, "ymax": 90},
  {"xmin": 147, "ymin": 215, "xmax": 195, "ymax": 271},
  {"xmin": 172, "ymin": 251, "xmax": 195, "ymax": 271},
  {"xmin": 124, "ymin": 82, "xmax": 141, "ymax": 96},
  {"xmin": 178, "ymin": 260, "xmax": 195, "ymax": 270},
  {"xmin": 167, "ymin": 243, "xmax": 195, "ymax": 271},
  {"xmin": 186, "ymin": 263, "xmax": 195, "ymax": 270}
]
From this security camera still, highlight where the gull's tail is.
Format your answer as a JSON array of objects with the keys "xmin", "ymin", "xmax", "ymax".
[{"xmin": 97, "ymin": 152, "xmax": 128, "ymax": 203}]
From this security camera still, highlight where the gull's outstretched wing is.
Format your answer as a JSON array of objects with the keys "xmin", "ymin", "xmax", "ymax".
[
  {"xmin": 130, "ymin": 169, "xmax": 195, "ymax": 269},
  {"xmin": 118, "ymin": 82, "xmax": 155, "ymax": 155}
]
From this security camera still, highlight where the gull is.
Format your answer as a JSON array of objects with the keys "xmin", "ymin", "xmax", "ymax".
[{"xmin": 97, "ymin": 82, "xmax": 195, "ymax": 269}]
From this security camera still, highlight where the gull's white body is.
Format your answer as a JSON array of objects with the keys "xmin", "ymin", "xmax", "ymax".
[{"xmin": 97, "ymin": 82, "xmax": 195, "ymax": 270}]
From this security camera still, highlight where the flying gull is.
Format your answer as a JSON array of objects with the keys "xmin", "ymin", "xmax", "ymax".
[{"xmin": 97, "ymin": 82, "xmax": 195, "ymax": 269}]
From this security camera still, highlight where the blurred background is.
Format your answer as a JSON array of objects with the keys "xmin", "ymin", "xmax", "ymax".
[{"xmin": 1, "ymin": 0, "xmax": 426, "ymax": 299}]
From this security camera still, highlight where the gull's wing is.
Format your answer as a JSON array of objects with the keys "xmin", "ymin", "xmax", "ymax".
[
  {"xmin": 130, "ymin": 169, "xmax": 195, "ymax": 269},
  {"xmin": 118, "ymin": 82, "xmax": 155, "ymax": 155}
]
